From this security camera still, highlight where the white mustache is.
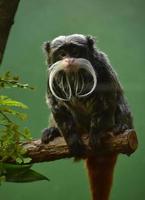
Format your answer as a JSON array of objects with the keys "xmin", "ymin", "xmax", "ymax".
[{"xmin": 48, "ymin": 58, "xmax": 97, "ymax": 101}]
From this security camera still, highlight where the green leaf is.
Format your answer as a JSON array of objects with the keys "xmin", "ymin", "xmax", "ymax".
[
  {"xmin": 0, "ymin": 107, "xmax": 27, "ymax": 120},
  {"xmin": 7, "ymin": 169, "xmax": 49, "ymax": 183},
  {"xmin": 22, "ymin": 128, "xmax": 32, "ymax": 140},
  {"xmin": 6, "ymin": 169, "xmax": 49, "ymax": 183},
  {"xmin": 0, "ymin": 163, "xmax": 49, "ymax": 183},
  {"xmin": 15, "ymin": 158, "xmax": 23, "ymax": 164},
  {"xmin": 0, "ymin": 96, "xmax": 28, "ymax": 109},
  {"xmin": 23, "ymin": 157, "xmax": 32, "ymax": 164},
  {"xmin": 0, "ymin": 163, "xmax": 32, "ymax": 171}
]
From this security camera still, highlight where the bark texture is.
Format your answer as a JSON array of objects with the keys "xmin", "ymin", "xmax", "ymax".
[{"xmin": 19, "ymin": 129, "xmax": 138, "ymax": 164}]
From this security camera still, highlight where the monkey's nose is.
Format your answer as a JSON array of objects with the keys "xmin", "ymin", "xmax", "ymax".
[
  {"xmin": 64, "ymin": 58, "xmax": 75, "ymax": 65},
  {"xmin": 63, "ymin": 58, "xmax": 78, "ymax": 73}
]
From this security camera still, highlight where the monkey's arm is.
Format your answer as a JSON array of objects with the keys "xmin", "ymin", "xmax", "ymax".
[{"xmin": 42, "ymin": 95, "xmax": 85, "ymax": 157}]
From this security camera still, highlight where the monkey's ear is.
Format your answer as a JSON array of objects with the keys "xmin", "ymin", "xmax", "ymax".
[
  {"xmin": 43, "ymin": 41, "xmax": 50, "ymax": 53},
  {"xmin": 86, "ymin": 35, "xmax": 96, "ymax": 50}
]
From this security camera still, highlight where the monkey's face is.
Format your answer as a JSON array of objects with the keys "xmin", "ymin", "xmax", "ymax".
[{"xmin": 44, "ymin": 34, "xmax": 97, "ymax": 101}]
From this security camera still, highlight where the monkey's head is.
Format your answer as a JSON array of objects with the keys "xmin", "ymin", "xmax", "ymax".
[{"xmin": 43, "ymin": 34, "xmax": 98, "ymax": 101}]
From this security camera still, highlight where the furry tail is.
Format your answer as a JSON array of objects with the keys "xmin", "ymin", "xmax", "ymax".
[{"xmin": 86, "ymin": 154, "xmax": 117, "ymax": 200}]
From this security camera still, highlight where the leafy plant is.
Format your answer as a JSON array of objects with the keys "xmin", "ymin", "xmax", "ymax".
[
  {"xmin": 0, "ymin": 72, "xmax": 32, "ymax": 163},
  {"xmin": 0, "ymin": 72, "xmax": 48, "ymax": 184},
  {"xmin": 0, "ymin": 72, "xmax": 32, "ymax": 182}
]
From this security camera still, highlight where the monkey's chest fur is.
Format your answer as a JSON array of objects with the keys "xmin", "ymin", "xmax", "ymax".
[{"xmin": 59, "ymin": 95, "xmax": 108, "ymax": 135}]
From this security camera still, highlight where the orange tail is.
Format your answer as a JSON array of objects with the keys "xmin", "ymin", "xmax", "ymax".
[{"xmin": 86, "ymin": 154, "xmax": 118, "ymax": 200}]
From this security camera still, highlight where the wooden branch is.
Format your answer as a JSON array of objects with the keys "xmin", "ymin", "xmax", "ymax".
[
  {"xmin": 19, "ymin": 129, "xmax": 138, "ymax": 164},
  {"xmin": 0, "ymin": 0, "xmax": 20, "ymax": 64}
]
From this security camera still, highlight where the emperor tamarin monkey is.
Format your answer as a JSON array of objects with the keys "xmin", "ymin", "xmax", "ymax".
[{"xmin": 41, "ymin": 34, "xmax": 133, "ymax": 200}]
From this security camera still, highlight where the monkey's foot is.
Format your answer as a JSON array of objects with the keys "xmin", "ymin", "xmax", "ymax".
[
  {"xmin": 67, "ymin": 135, "xmax": 86, "ymax": 159},
  {"xmin": 41, "ymin": 127, "xmax": 61, "ymax": 144}
]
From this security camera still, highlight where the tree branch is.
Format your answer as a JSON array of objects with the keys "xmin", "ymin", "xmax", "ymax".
[
  {"xmin": 18, "ymin": 129, "xmax": 138, "ymax": 164},
  {"xmin": 0, "ymin": 0, "xmax": 20, "ymax": 64}
]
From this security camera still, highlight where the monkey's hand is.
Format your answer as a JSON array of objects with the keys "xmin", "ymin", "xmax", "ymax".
[{"xmin": 41, "ymin": 127, "xmax": 61, "ymax": 144}]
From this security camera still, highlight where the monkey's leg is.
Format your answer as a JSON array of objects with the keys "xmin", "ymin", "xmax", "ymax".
[
  {"xmin": 89, "ymin": 93, "xmax": 116, "ymax": 149},
  {"xmin": 86, "ymin": 154, "xmax": 117, "ymax": 200},
  {"xmin": 89, "ymin": 108, "xmax": 115, "ymax": 150}
]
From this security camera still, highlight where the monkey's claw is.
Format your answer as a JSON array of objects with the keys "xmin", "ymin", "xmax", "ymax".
[{"xmin": 41, "ymin": 127, "xmax": 61, "ymax": 144}]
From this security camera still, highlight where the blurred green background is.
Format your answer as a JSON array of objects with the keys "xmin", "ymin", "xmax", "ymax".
[{"xmin": 0, "ymin": 0, "xmax": 145, "ymax": 199}]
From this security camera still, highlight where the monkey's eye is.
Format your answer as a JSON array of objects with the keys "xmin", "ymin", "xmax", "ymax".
[{"xmin": 57, "ymin": 49, "xmax": 67, "ymax": 59}]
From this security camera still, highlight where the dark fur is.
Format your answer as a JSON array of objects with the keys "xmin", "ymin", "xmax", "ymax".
[{"xmin": 41, "ymin": 34, "xmax": 133, "ymax": 157}]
